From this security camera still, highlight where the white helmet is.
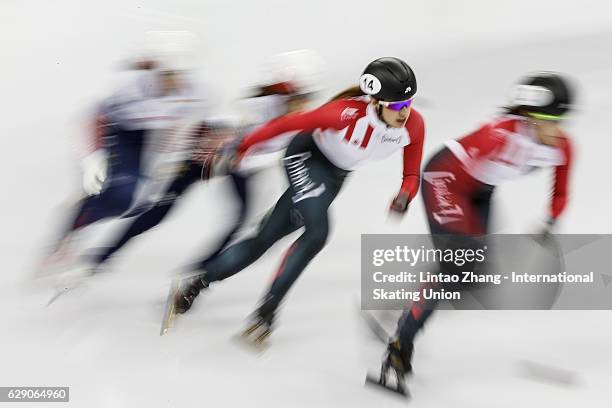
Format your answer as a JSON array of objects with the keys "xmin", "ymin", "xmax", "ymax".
[
  {"xmin": 139, "ymin": 30, "xmax": 199, "ymax": 72},
  {"xmin": 260, "ymin": 49, "xmax": 327, "ymax": 96}
]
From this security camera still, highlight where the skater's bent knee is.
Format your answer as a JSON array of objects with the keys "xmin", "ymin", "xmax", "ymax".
[
  {"xmin": 103, "ymin": 185, "xmax": 136, "ymax": 215},
  {"xmin": 302, "ymin": 228, "xmax": 329, "ymax": 252}
]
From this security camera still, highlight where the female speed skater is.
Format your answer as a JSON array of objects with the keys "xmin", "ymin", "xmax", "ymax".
[
  {"xmin": 79, "ymin": 50, "xmax": 327, "ymax": 276},
  {"xmin": 162, "ymin": 57, "xmax": 426, "ymax": 346},
  {"xmin": 370, "ymin": 72, "xmax": 575, "ymax": 395}
]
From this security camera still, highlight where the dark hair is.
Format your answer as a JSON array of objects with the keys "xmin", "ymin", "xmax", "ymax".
[
  {"xmin": 125, "ymin": 59, "xmax": 158, "ymax": 71},
  {"xmin": 246, "ymin": 82, "xmax": 298, "ymax": 99},
  {"xmin": 503, "ymin": 106, "xmax": 532, "ymax": 117},
  {"xmin": 328, "ymin": 85, "xmax": 365, "ymax": 102}
]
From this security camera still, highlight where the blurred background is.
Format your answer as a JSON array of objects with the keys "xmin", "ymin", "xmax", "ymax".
[{"xmin": 1, "ymin": 1, "xmax": 611, "ymax": 407}]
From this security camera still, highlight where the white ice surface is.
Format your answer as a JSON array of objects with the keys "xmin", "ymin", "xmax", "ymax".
[{"xmin": 1, "ymin": 1, "xmax": 612, "ymax": 407}]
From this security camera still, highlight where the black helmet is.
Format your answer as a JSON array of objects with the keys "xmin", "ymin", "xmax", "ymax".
[
  {"xmin": 360, "ymin": 57, "xmax": 417, "ymax": 102},
  {"xmin": 510, "ymin": 72, "xmax": 574, "ymax": 118}
]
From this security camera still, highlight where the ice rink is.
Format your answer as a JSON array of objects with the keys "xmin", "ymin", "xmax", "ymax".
[{"xmin": 2, "ymin": 1, "xmax": 612, "ymax": 406}]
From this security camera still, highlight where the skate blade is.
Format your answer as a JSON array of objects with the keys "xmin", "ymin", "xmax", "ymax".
[
  {"xmin": 46, "ymin": 277, "xmax": 86, "ymax": 307},
  {"xmin": 231, "ymin": 332, "xmax": 270, "ymax": 354},
  {"xmin": 520, "ymin": 360, "xmax": 578, "ymax": 386},
  {"xmin": 46, "ymin": 288, "xmax": 69, "ymax": 307},
  {"xmin": 365, "ymin": 373, "xmax": 409, "ymax": 398},
  {"xmin": 160, "ymin": 279, "xmax": 179, "ymax": 336},
  {"xmin": 359, "ymin": 310, "xmax": 391, "ymax": 344}
]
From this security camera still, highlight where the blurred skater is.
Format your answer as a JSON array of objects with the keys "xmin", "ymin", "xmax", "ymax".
[
  {"xmin": 39, "ymin": 31, "xmax": 208, "ymax": 275},
  {"xmin": 163, "ymin": 57, "xmax": 425, "ymax": 347},
  {"xmin": 372, "ymin": 72, "xmax": 575, "ymax": 395},
  {"xmin": 83, "ymin": 50, "xmax": 327, "ymax": 275}
]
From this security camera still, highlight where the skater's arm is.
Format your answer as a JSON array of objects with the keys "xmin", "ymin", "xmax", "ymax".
[
  {"xmin": 84, "ymin": 72, "xmax": 145, "ymax": 155},
  {"xmin": 457, "ymin": 124, "xmax": 508, "ymax": 160},
  {"xmin": 399, "ymin": 111, "xmax": 425, "ymax": 200},
  {"xmin": 81, "ymin": 111, "xmax": 108, "ymax": 196},
  {"xmin": 237, "ymin": 101, "xmax": 351, "ymax": 155},
  {"xmin": 87, "ymin": 109, "xmax": 107, "ymax": 154},
  {"xmin": 389, "ymin": 111, "xmax": 424, "ymax": 214},
  {"xmin": 550, "ymin": 137, "xmax": 573, "ymax": 221}
]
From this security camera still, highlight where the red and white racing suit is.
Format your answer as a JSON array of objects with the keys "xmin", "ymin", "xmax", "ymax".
[{"xmin": 422, "ymin": 115, "xmax": 572, "ymax": 234}]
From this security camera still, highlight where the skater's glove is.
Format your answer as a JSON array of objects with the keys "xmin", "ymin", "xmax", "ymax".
[
  {"xmin": 389, "ymin": 192, "xmax": 411, "ymax": 216},
  {"xmin": 209, "ymin": 146, "xmax": 243, "ymax": 178},
  {"xmin": 534, "ymin": 217, "xmax": 556, "ymax": 245},
  {"xmin": 81, "ymin": 150, "xmax": 108, "ymax": 196}
]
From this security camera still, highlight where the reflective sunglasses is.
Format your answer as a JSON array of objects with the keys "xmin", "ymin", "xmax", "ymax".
[
  {"xmin": 527, "ymin": 112, "xmax": 564, "ymax": 122},
  {"xmin": 379, "ymin": 98, "xmax": 413, "ymax": 111}
]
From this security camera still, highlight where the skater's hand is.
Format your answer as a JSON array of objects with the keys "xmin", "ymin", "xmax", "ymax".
[
  {"xmin": 81, "ymin": 150, "xmax": 108, "ymax": 196},
  {"xmin": 389, "ymin": 192, "xmax": 410, "ymax": 216},
  {"xmin": 229, "ymin": 150, "xmax": 246, "ymax": 172},
  {"xmin": 210, "ymin": 147, "xmax": 244, "ymax": 178},
  {"xmin": 533, "ymin": 217, "xmax": 556, "ymax": 245}
]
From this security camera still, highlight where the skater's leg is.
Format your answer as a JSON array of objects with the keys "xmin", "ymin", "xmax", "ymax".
[
  {"xmin": 40, "ymin": 130, "xmax": 146, "ymax": 275},
  {"xmin": 170, "ymin": 188, "xmax": 300, "ymax": 314},
  {"xmin": 267, "ymin": 200, "xmax": 330, "ymax": 304},
  {"xmin": 92, "ymin": 163, "xmax": 202, "ymax": 266},
  {"xmin": 388, "ymin": 148, "xmax": 488, "ymax": 374},
  {"xmin": 69, "ymin": 179, "xmax": 138, "ymax": 229},
  {"xmin": 396, "ymin": 295, "xmax": 439, "ymax": 347},
  {"xmin": 197, "ymin": 171, "xmax": 249, "ymax": 266},
  {"xmin": 394, "ymin": 234, "xmax": 485, "ymax": 347},
  {"xmin": 238, "ymin": 134, "xmax": 349, "ymax": 347},
  {"xmin": 200, "ymin": 188, "xmax": 300, "ymax": 282},
  {"xmin": 254, "ymin": 137, "xmax": 348, "ymax": 319},
  {"xmin": 472, "ymin": 188, "xmax": 494, "ymax": 234},
  {"xmin": 47, "ymin": 174, "xmax": 140, "ymax": 258},
  {"xmin": 66, "ymin": 131, "xmax": 146, "ymax": 233},
  {"xmin": 175, "ymin": 132, "xmax": 347, "ymax": 316},
  {"xmin": 392, "ymin": 232, "xmax": 487, "ymax": 372}
]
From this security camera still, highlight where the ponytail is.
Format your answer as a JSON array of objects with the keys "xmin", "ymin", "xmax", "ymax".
[
  {"xmin": 248, "ymin": 82, "xmax": 298, "ymax": 98},
  {"xmin": 503, "ymin": 106, "xmax": 529, "ymax": 117},
  {"xmin": 328, "ymin": 85, "xmax": 365, "ymax": 102}
]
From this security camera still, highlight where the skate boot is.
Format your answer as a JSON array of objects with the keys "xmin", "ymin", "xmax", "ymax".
[
  {"xmin": 236, "ymin": 295, "xmax": 278, "ymax": 351},
  {"xmin": 366, "ymin": 338, "xmax": 414, "ymax": 396},
  {"xmin": 174, "ymin": 273, "xmax": 210, "ymax": 314},
  {"xmin": 160, "ymin": 272, "xmax": 209, "ymax": 336},
  {"xmin": 385, "ymin": 338, "xmax": 413, "ymax": 375}
]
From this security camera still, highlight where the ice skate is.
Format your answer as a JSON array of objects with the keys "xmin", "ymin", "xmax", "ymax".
[
  {"xmin": 160, "ymin": 273, "xmax": 209, "ymax": 335},
  {"xmin": 46, "ymin": 263, "xmax": 99, "ymax": 306},
  {"xmin": 365, "ymin": 338, "xmax": 413, "ymax": 397},
  {"xmin": 233, "ymin": 295, "xmax": 277, "ymax": 352}
]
